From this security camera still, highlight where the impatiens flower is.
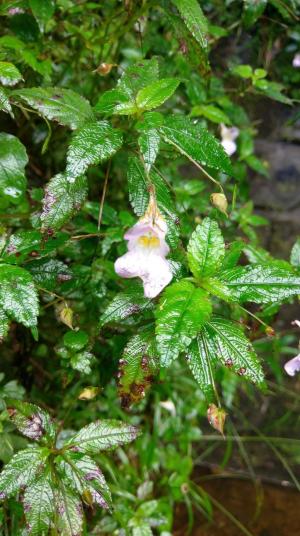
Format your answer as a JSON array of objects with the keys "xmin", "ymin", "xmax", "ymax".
[
  {"xmin": 284, "ymin": 354, "xmax": 300, "ymax": 376},
  {"xmin": 292, "ymin": 53, "xmax": 300, "ymax": 68},
  {"xmin": 114, "ymin": 194, "xmax": 173, "ymax": 298},
  {"xmin": 220, "ymin": 123, "xmax": 240, "ymax": 156}
]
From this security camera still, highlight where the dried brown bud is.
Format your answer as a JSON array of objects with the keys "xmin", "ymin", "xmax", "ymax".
[
  {"xmin": 210, "ymin": 193, "xmax": 228, "ymax": 216},
  {"xmin": 207, "ymin": 404, "xmax": 226, "ymax": 436}
]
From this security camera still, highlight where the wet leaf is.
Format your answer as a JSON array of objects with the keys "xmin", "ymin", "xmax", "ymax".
[
  {"xmin": 0, "ymin": 61, "xmax": 22, "ymax": 86},
  {"xmin": 23, "ymin": 472, "xmax": 55, "ymax": 536},
  {"xmin": 6, "ymin": 399, "xmax": 56, "ymax": 442},
  {"xmin": 136, "ymin": 78, "xmax": 180, "ymax": 111},
  {"xmin": 0, "ymin": 133, "xmax": 28, "ymax": 204},
  {"xmin": 0, "ymin": 264, "xmax": 38, "ymax": 330},
  {"xmin": 172, "ymin": 0, "xmax": 209, "ymax": 51},
  {"xmin": 12, "ymin": 87, "xmax": 94, "ymax": 129},
  {"xmin": 187, "ymin": 217, "xmax": 225, "ymax": 279},
  {"xmin": 100, "ymin": 282, "xmax": 153, "ymax": 326},
  {"xmin": 65, "ymin": 420, "xmax": 139, "ymax": 454},
  {"xmin": 156, "ymin": 281, "xmax": 212, "ymax": 366},
  {"xmin": 220, "ymin": 264, "xmax": 300, "ymax": 303},
  {"xmin": 40, "ymin": 173, "xmax": 88, "ymax": 231},
  {"xmin": 0, "ymin": 447, "xmax": 46, "ymax": 499},
  {"xmin": 159, "ymin": 115, "xmax": 232, "ymax": 175},
  {"xmin": 66, "ymin": 121, "xmax": 123, "ymax": 178}
]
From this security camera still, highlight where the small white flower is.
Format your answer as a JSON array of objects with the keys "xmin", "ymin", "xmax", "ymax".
[
  {"xmin": 284, "ymin": 354, "xmax": 300, "ymax": 376},
  {"xmin": 220, "ymin": 123, "xmax": 240, "ymax": 156},
  {"xmin": 292, "ymin": 53, "xmax": 300, "ymax": 68},
  {"xmin": 114, "ymin": 194, "xmax": 173, "ymax": 298}
]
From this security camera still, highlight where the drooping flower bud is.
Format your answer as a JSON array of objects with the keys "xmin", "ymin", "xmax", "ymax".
[
  {"xmin": 207, "ymin": 404, "xmax": 226, "ymax": 436},
  {"xmin": 210, "ymin": 192, "xmax": 228, "ymax": 216}
]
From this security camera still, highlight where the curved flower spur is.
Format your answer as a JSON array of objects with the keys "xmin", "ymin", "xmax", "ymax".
[{"xmin": 114, "ymin": 191, "xmax": 173, "ymax": 298}]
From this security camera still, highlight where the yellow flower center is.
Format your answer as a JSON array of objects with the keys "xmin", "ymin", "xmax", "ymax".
[{"xmin": 138, "ymin": 234, "xmax": 160, "ymax": 248}]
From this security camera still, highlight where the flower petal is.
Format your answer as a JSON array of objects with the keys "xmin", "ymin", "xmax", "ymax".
[
  {"xmin": 221, "ymin": 138, "xmax": 237, "ymax": 156},
  {"xmin": 141, "ymin": 255, "xmax": 173, "ymax": 298},
  {"xmin": 284, "ymin": 354, "xmax": 300, "ymax": 376}
]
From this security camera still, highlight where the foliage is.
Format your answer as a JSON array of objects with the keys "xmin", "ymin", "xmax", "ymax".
[{"xmin": 0, "ymin": 0, "xmax": 300, "ymax": 534}]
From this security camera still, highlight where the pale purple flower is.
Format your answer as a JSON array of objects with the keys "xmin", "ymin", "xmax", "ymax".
[
  {"xmin": 284, "ymin": 354, "xmax": 300, "ymax": 376},
  {"xmin": 220, "ymin": 123, "xmax": 240, "ymax": 156},
  {"xmin": 114, "ymin": 195, "xmax": 172, "ymax": 298},
  {"xmin": 292, "ymin": 53, "xmax": 300, "ymax": 68}
]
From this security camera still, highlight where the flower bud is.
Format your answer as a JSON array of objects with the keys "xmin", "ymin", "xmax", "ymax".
[
  {"xmin": 95, "ymin": 63, "xmax": 116, "ymax": 75},
  {"xmin": 210, "ymin": 193, "xmax": 228, "ymax": 215},
  {"xmin": 207, "ymin": 403, "xmax": 226, "ymax": 436}
]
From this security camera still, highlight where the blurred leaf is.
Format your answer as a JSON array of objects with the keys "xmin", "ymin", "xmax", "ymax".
[
  {"xmin": 29, "ymin": 0, "xmax": 55, "ymax": 30},
  {"xmin": 40, "ymin": 173, "xmax": 88, "ymax": 231},
  {"xmin": 160, "ymin": 115, "xmax": 233, "ymax": 175},
  {"xmin": 191, "ymin": 104, "xmax": 230, "ymax": 124},
  {"xmin": 0, "ymin": 133, "xmax": 27, "ymax": 204},
  {"xmin": 66, "ymin": 121, "xmax": 123, "ymax": 178},
  {"xmin": 12, "ymin": 87, "xmax": 94, "ymax": 129},
  {"xmin": 231, "ymin": 64, "xmax": 253, "ymax": 78},
  {"xmin": 156, "ymin": 281, "xmax": 212, "ymax": 366},
  {"xmin": 172, "ymin": 0, "xmax": 208, "ymax": 51},
  {"xmin": 290, "ymin": 238, "xmax": 300, "ymax": 268},
  {"xmin": 187, "ymin": 217, "xmax": 225, "ymax": 278},
  {"xmin": 63, "ymin": 330, "xmax": 88, "ymax": 352},
  {"xmin": 243, "ymin": 0, "xmax": 267, "ymax": 28}
]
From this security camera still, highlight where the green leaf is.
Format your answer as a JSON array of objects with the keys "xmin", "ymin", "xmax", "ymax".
[
  {"xmin": 63, "ymin": 330, "xmax": 88, "ymax": 352},
  {"xmin": 201, "ymin": 316, "xmax": 264, "ymax": 384},
  {"xmin": 221, "ymin": 240, "xmax": 244, "ymax": 270},
  {"xmin": 66, "ymin": 121, "xmax": 123, "ymax": 178},
  {"xmin": 220, "ymin": 264, "xmax": 300, "ymax": 303},
  {"xmin": 136, "ymin": 78, "xmax": 180, "ymax": 111},
  {"xmin": 138, "ymin": 129, "xmax": 160, "ymax": 172},
  {"xmin": 94, "ymin": 88, "xmax": 128, "ymax": 115},
  {"xmin": 172, "ymin": 0, "xmax": 209, "ymax": 51},
  {"xmin": 0, "ymin": 133, "xmax": 28, "ymax": 204},
  {"xmin": 100, "ymin": 283, "xmax": 153, "ymax": 326},
  {"xmin": 155, "ymin": 281, "xmax": 212, "ymax": 366},
  {"xmin": 55, "ymin": 485, "xmax": 83, "ymax": 536},
  {"xmin": 65, "ymin": 420, "xmax": 139, "ymax": 454},
  {"xmin": 231, "ymin": 64, "xmax": 253, "ymax": 79},
  {"xmin": 70, "ymin": 350, "xmax": 95, "ymax": 374},
  {"xmin": 29, "ymin": 0, "xmax": 55, "ymax": 30},
  {"xmin": 118, "ymin": 330, "xmax": 158, "ymax": 406},
  {"xmin": 0, "ymin": 61, "xmax": 22, "ymax": 86},
  {"xmin": 23, "ymin": 472, "xmax": 55, "ymax": 536},
  {"xmin": 117, "ymin": 58, "xmax": 159, "ymax": 98},
  {"xmin": 0, "ymin": 447, "xmax": 46, "ymax": 499},
  {"xmin": 57, "ymin": 452, "xmax": 112, "ymax": 510},
  {"xmin": 159, "ymin": 115, "xmax": 232, "ymax": 175},
  {"xmin": 0, "ymin": 87, "xmax": 13, "ymax": 115},
  {"xmin": 190, "ymin": 104, "xmax": 230, "ymax": 124},
  {"xmin": 12, "ymin": 87, "xmax": 94, "ymax": 129},
  {"xmin": 253, "ymin": 80, "xmax": 292, "ymax": 105},
  {"xmin": 0, "ymin": 265, "xmax": 38, "ymax": 329},
  {"xmin": 243, "ymin": 0, "xmax": 267, "ymax": 27},
  {"xmin": 28, "ymin": 258, "xmax": 72, "ymax": 291},
  {"xmin": 187, "ymin": 218, "xmax": 225, "ymax": 278},
  {"xmin": 40, "ymin": 173, "xmax": 88, "ymax": 231},
  {"xmin": 6, "ymin": 399, "xmax": 56, "ymax": 442},
  {"xmin": 290, "ymin": 238, "xmax": 300, "ymax": 268},
  {"xmin": 187, "ymin": 335, "xmax": 217, "ymax": 402},
  {"xmin": 0, "ymin": 310, "xmax": 10, "ymax": 340}
]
